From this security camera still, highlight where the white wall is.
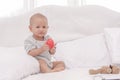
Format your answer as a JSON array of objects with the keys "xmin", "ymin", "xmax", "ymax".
[{"xmin": 0, "ymin": 0, "xmax": 120, "ymax": 17}]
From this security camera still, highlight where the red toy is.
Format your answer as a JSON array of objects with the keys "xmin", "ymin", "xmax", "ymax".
[{"xmin": 46, "ymin": 38, "xmax": 54, "ymax": 49}]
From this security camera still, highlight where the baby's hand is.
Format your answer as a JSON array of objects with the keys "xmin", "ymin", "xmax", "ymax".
[
  {"xmin": 49, "ymin": 43, "xmax": 57, "ymax": 55},
  {"xmin": 49, "ymin": 47, "xmax": 56, "ymax": 55}
]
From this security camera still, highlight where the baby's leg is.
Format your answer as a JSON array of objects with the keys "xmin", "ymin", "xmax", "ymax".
[
  {"xmin": 38, "ymin": 59, "xmax": 51, "ymax": 73},
  {"xmin": 52, "ymin": 61, "xmax": 65, "ymax": 72}
]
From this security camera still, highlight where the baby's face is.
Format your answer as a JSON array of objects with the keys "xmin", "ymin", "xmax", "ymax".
[{"xmin": 30, "ymin": 17, "xmax": 48, "ymax": 39}]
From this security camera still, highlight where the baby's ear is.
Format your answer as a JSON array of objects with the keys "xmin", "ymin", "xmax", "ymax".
[{"xmin": 29, "ymin": 26, "xmax": 32, "ymax": 31}]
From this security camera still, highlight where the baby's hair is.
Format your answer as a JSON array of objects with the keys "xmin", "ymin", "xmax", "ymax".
[{"xmin": 29, "ymin": 13, "xmax": 47, "ymax": 26}]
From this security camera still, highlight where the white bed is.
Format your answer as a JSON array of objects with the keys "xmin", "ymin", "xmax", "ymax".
[
  {"xmin": 0, "ymin": 5, "xmax": 120, "ymax": 80},
  {"xmin": 23, "ymin": 68, "xmax": 120, "ymax": 80},
  {"xmin": 22, "ymin": 68, "xmax": 92, "ymax": 80}
]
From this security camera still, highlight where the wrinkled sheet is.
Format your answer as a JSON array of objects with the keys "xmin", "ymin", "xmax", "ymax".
[{"xmin": 22, "ymin": 68, "xmax": 92, "ymax": 80}]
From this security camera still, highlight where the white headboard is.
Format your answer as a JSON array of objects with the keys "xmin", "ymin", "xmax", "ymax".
[{"xmin": 0, "ymin": 5, "xmax": 120, "ymax": 47}]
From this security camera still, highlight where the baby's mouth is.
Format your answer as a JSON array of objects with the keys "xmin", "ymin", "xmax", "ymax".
[{"xmin": 38, "ymin": 32, "xmax": 44, "ymax": 35}]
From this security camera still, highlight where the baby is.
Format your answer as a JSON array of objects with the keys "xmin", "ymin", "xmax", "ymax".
[{"xmin": 24, "ymin": 13, "xmax": 65, "ymax": 73}]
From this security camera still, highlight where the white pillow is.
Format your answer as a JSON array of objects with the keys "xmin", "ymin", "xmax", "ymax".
[
  {"xmin": 0, "ymin": 47, "xmax": 39, "ymax": 80},
  {"xmin": 54, "ymin": 34, "xmax": 111, "ymax": 69},
  {"xmin": 104, "ymin": 28, "xmax": 120, "ymax": 64}
]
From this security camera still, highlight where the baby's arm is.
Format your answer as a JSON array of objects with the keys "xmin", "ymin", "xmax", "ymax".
[{"xmin": 28, "ymin": 44, "xmax": 49, "ymax": 57}]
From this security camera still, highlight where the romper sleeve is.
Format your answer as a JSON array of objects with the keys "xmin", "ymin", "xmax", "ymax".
[{"xmin": 24, "ymin": 39, "xmax": 36, "ymax": 53}]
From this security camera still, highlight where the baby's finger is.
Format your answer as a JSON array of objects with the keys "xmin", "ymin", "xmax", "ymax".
[{"xmin": 55, "ymin": 43, "xmax": 57, "ymax": 46}]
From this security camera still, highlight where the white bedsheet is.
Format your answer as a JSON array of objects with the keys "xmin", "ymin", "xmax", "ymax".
[
  {"xmin": 22, "ymin": 68, "xmax": 92, "ymax": 80},
  {"xmin": 22, "ymin": 68, "xmax": 120, "ymax": 80}
]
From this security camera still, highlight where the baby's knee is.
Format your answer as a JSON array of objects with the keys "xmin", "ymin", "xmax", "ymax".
[
  {"xmin": 60, "ymin": 61, "xmax": 65, "ymax": 66},
  {"xmin": 59, "ymin": 61, "xmax": 65, "ymax": 70}
]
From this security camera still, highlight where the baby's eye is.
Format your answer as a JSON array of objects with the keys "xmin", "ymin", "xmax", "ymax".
[
  {"xmin": 43, "ymin": 26, "xmax": 47, "ymax": 28},
  {"xmin": 36, "ymin": 26, "xmax": 40, "ymax": 28}
]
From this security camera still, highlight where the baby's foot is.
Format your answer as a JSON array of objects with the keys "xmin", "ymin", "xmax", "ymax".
[{"xmin": 40, "ymin": 67, "xmax": 52, "ymax": 73}]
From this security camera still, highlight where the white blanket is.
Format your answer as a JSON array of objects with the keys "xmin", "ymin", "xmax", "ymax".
[{"xmin": 22, "ymin": 68, "xmax": 92, "ymax": 80}]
